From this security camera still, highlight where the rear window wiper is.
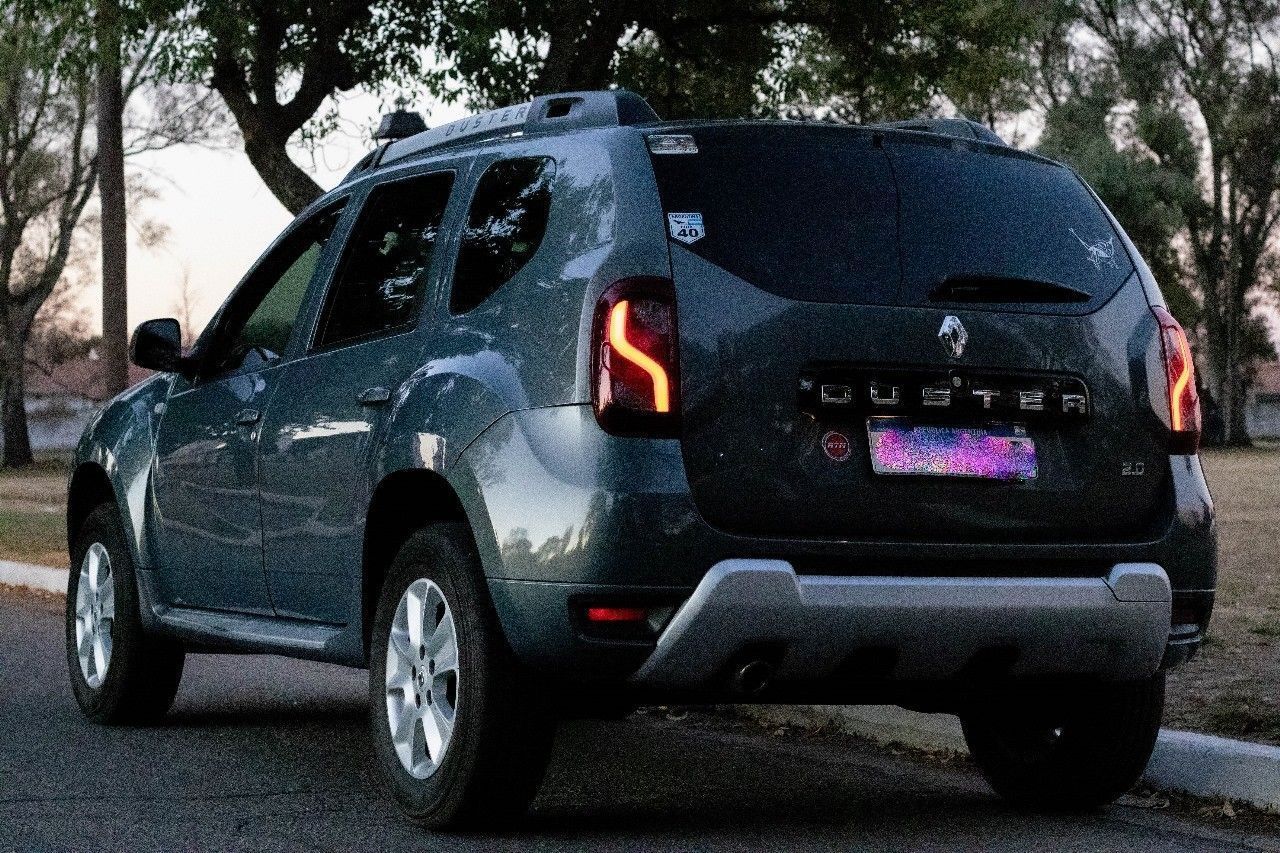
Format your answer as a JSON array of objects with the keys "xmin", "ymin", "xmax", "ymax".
[{"xmin": 929, "ymin": 276, "xmax": 1092, "ymax": 304}]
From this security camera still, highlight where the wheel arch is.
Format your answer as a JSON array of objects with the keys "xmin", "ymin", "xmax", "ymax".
[
  {"xmin": 361, "ymin": 468, "xmax": 474, "ymax": 659},
  {"xmin": 66, "ymin": 461, "xmax": 117, "ymax": 553}
]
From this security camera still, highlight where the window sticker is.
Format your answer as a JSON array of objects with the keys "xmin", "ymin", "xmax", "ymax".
[
  {"xmin": 1070, "ymin": 228, "xmax": 1120, "ymax": 271},
  {"xmin": 668, "ymin": 212, "xmax": 705, "ymax": 245},
  {"xmin": 647, "ymin": 134, "xmax": 699, "ymax": 155}
]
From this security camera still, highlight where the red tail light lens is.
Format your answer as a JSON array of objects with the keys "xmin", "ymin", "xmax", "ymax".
[
  {"xmin": 585, "ymin": 606, "xmax": 649, "ymax": 623},
  {"xmin": 592, "ymin": 278, "xmax": 679, "ymax": 435},
  {"xmin": 1152, "ymin": 306, "xmax": 1201, "ymax": 453}
]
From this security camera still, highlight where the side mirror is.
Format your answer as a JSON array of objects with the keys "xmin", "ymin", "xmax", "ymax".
[{"xmin": 129, "ymin": 318, "xmax": 185, "ymax": 373}]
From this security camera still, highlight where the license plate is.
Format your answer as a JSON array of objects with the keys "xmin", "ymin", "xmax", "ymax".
[{"xmin": 867, "ymin": 417, "xmax": 1037, "ymax": 480}]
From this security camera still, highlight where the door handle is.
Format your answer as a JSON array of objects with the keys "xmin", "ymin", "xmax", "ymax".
[
  {"xmin": 234, "ymin": 408, "xmax": 262, "ymax": 426},
  {"xmin": 357, "ymin": 386, "xmax": 392, "ymax": 406}
]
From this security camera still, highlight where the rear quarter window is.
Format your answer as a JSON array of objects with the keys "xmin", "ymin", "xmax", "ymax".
[{"xmin": 449, "ymin": 156, "xmax": 555, "ymax": 314}]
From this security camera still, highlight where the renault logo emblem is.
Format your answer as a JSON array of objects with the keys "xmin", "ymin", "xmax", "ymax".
[{"xmin": 939, "ymin": 315, "xmax": 968, "ymax": 359}]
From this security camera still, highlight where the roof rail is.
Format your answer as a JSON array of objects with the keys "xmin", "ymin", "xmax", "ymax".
[
  {"xmin": 872, "ymin": 116, "xmax": 1007, "ymax": 146},
  {"xmin": 372, "ymin": 90, "xmax": 660, "ymax": 170}
]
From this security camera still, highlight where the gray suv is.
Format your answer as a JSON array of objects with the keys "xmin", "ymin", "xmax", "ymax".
[{"xmin": 66, "ymin": 90, "xmax": 1215, "ymax": 827}]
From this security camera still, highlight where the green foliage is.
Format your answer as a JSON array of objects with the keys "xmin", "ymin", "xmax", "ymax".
[
  {"xmin": 157, "ymin": 0, "xmax": 439, "ymax": 99},
  {"xmin": 614, "ymin": 19, "xmax": 782, "ymax": 120},
  {"xmin": 430, "ymin": 1, "xmax": 1045, "ymax": 122},
  {"xmin": 773, "ymin": 0, "xmax": 1045, "ymax": 123}
]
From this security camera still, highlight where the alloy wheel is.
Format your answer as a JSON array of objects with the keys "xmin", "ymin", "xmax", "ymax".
[
  {"xmin": 384, "ymin": 578, "xmax": 461, "ymax": 779},
  {"xmin": 74, "ymin": 543, "xmax": 115, "ymax": 688}
]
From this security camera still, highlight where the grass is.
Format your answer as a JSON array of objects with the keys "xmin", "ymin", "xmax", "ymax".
[
  {"xmin": 1164, "ymin": 446, "xmax": 1280, "ymax": 743},
  {"xmin": 0, "ymin": 453, "xmax": 69, "ymax": 569},
  {"xmin": 0, "ymin": 507, "xmax": 65, "ymax": 567},
  {"xmin": 1199, "ymin": 698, "xmax": 1280, "ymax": 744},
  {"xmin": 0, "ymin": 454, "xmax": 73, "ymax": 480}
]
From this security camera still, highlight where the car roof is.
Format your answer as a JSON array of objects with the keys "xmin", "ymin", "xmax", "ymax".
[{"xmin": 327, "ymin": 90, "xmax": 1060, "ymax": 208}]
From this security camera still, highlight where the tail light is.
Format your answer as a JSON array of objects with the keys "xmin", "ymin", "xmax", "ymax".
[
  {"xmin": 1152, "ymin": 306, "xmax": 1201, "ymax": 453},
  {"xmin": 591, "ymin": 278, "xmax": 679, "ymax": 435}
]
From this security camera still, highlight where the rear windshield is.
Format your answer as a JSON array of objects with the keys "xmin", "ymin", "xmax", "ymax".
[
  {"xmin": 647, "ymin": 125, "xmax": 1133, "ymax": 310},
  {"xmin": 647, "ymin": 124, "xmax": 901, "ymax": 304},
  {"xmin": 887, "ymin": 136, "xmax": 1133, "ymax": 310}
]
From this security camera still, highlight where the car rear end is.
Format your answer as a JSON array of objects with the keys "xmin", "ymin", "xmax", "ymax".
[{"xmin": 570, "ymin": 121, "xmax": 1215, "ymax": 699}]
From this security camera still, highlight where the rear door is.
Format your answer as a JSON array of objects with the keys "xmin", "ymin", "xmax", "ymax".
[
  {"xmin": 649, "ymin": 124, "xmax": 1167, "ymax": 544},
  {"xmin": 258, "ymin": 168, "xmax": 460, "ymax": 623}
]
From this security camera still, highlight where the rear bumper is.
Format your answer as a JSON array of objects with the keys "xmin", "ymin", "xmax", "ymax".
[
  {"xmin": 632, "ymin": 560, "xmax": 1171, "ymax": 688},
  {"xmin": 460, "ymin": 407, "xmax": 1211, "ymax": 690}
]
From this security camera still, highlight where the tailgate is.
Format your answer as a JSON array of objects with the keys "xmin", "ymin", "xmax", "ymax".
[{"xmin": 649, "ymin": 124, "xmax": 1168, "ymax": 543}]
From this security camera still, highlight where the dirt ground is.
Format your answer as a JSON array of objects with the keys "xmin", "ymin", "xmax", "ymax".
[{"xmin": 2, "ymin": 447, "xmax": 1277, "ymax": 741}]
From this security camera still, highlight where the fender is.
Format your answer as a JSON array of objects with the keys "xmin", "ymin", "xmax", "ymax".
[
  {"xmin": 70, "ymin": 373, "xmax": 175, "ymax": 573},
  {"xmin": 367, "ymin": 354, "xmax": 516, "ymax": 585}
]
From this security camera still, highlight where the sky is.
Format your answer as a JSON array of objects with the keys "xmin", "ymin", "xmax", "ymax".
[{"xmin": 110, "ymin": 91, "xmax": 470, "ymax": 338}]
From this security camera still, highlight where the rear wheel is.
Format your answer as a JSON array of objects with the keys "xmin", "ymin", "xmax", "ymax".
[
  {"xmin": 66, "ymin": 503, "xmax": 185, "ymax": 724},
  {"xmin": 369, "ymin": 522, "xmax": 555, "ymax": 829},
  {"xmin": 961, "ymin": 674, "xmax": 1165, "ymax": 811}
]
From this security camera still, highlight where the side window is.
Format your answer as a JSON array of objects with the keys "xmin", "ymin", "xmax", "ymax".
[
  {"xmin": 450, "ymin": 157, "xmax": 555, "ymax": 314},
  {"xmin": 314, "ymin": 171, "xmax": 455, "ymax": 349},
  {"xmin": 204, "ymin": 202, "xmax": 345, "ymax": 377}
]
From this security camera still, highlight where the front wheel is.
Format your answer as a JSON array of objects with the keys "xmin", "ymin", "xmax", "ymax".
[
  {"xmin": 66, "ymin": 503, "xmax": 185, "ymax": 724},
  {"xmin": 961, "ymin": 674, "xmax": 1165, "ymax": 811},
  {"xmin": 368, "ymin": 523, "xmax": 555, "ymax": 829}
]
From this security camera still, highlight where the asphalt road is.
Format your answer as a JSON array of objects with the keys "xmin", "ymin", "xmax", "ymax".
[{"xmin": 2, "ymin": 590, "xmax": 1278, "ymax": 853}]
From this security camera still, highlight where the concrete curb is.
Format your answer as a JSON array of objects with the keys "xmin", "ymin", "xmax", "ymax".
[
  {"xmin": 0, "ymin": 560, "xmax": 68, "ymax": 595},
  {"xmin": 740, "ymin": 704, "xmax": 1280, "ymax": 812}
]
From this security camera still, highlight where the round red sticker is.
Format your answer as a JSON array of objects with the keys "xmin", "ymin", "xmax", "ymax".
[{"xmin": 822, "ymin": 430, "xmax": 851, "ymax": 462}]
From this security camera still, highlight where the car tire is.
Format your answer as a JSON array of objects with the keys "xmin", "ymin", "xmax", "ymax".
[
  {"xmin": 960, "ymin": 673, "xmax": 1165, "ymax": 811},
  {"xmin": 66, "ymin": 502, "xmax": 185, "ymax": 724},
  {"xmin": 368, "ymin": 522, "xmax": 556, "ymax": 829}
]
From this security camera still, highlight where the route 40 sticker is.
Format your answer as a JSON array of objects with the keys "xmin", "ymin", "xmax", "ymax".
[{"xmin": 667, "ymin": 212, "xmax": 705, "ymax": 245}]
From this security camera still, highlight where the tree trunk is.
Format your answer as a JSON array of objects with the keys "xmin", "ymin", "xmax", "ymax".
[
  {"xmin": 242, "ymin": 129, "xmax": 323, "ymax": 216},
  {"xmin": 536, "ymin": 3, "xmax": 629, "ymax": 95},
  {"xmin": 1, "ymin": 370, "xmax": 33, "ymax": 468},
  {"xmin": 1222, "ymin": 363, "xmax": 1252, "ymax": 447},
  {"xmin": 97, "ymin": 0, "xmax": 129, "ymax": 398}
]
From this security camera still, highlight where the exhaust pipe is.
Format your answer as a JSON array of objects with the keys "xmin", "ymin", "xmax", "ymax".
[{"xmin": 732, "ymin": 660, "xmax": 774, "ymax": 696}]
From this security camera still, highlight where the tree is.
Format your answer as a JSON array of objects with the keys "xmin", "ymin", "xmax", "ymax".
[
  {"xmin": 169, "ymin": 264, "xmax": 201, "ymax": 347},
  {"xmin": 431, "ymin": 1, "xmax": 1045, "ymax": 123},
  {"xmin": 26, "ymin": 277, "xmax": 98, "ymax": 389},
  {"xmin": 151, "ymin": 2, "xmax": 1041, "ymax": 216},
  {"xmin": 1036, "ymin": 70, "xmax": 1201, "ymax": 322},
  {"xmin": 164, "ymin": 0, "xmax": 438, "ymax": 214},
  {"xmin": 97, "ymin": 0, "xmax": 129, "ymax": 397},
  {"xmin": 0, "ymin": 2, "xmax": 98, "ymax": 467},
  {"xmin": 770, "ymin": 0, "xmax": 1049, "ymax": 124},
  {"xmin": 1077, "ymin": 0, "xmax": 1280, "ymax": 445},
  {"xmin": 0, "ymin": 0, "xmax": 220, "ymax": 466}
]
